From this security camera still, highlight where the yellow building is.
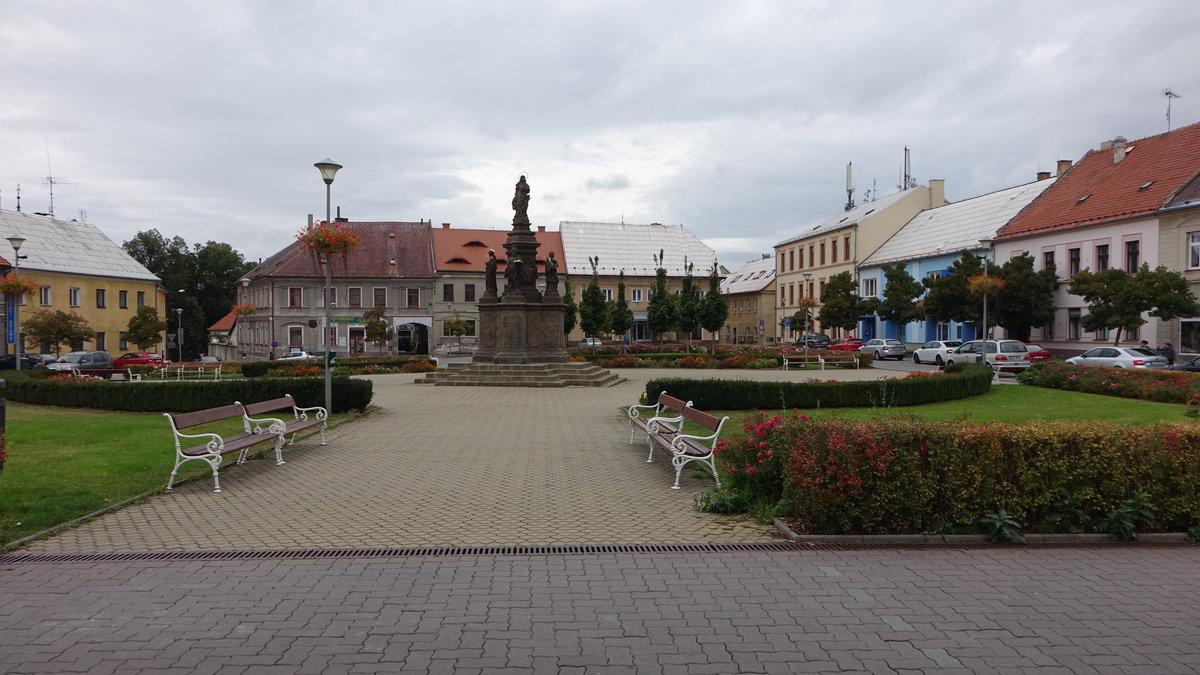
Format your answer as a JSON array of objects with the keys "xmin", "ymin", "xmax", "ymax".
[
  {"xmin": 1, "ymin": 209, "xmax": 166, "ymax": 356},
  {"xmin": 1158, "ymin": 174, "xmax": 1200, "ymax": 355},
  {"xmin": 773, "ymin": 181, "xmax": 945, "ymax": 341},
  {"xmin": 720, "ymin": 255, "xmax": 776, "ymax": 344}
]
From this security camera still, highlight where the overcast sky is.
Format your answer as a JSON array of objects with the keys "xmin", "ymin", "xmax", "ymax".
[{"xmin": 3, "ymin": 1, "xmax": 1198, "ymax": 272}]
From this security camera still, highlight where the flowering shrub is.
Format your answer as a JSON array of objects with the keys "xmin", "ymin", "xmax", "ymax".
[
  {"xmin": 1018, "ymin": 362, "xmax": 1200, "ymax": 404},
  {"xmin": 400, "ymin": 360, "xmax": 437, "ymax": 373},
  {"xmin": 966, "ymin": 274, "xmax": 1005, "ymax": 296},
  {"xmin": 0, "ymin": 275, "xmax": 39, "ymax": 298},
  {"xmin": 899, "ymin": 370, "xmax": 949, "ymax": 380},
  {"xmin": 601, "ymin": 355, "xmax": 641, "ymax": 368},
  {"xmin": 676, "ymin": 355, "xmax": 709, "ymax": 368},
  {"xmin": 569, "ymin": 355, "xmax": 590, "ymax": 363},
  {"xmin": 713, "ymin": 411, "xmax": 810, "ymax": 505},
  {"xmin": 268, "ymin": 364, "xmax": 322, "ymax": 377},
  {"xmin": 231, "ymin": 303, "xmax": 257, "ymax": 316},
  {"xmin": 1187, "ymin": 393, "xmax": 1200, "ymax": 419},
  {"xmin": 296, "ymin": 221, "xmax": 359, "ymax": 264},
  {"xmin": 717, "ymin": 354, "xmax": 755, "ymax": 369}
]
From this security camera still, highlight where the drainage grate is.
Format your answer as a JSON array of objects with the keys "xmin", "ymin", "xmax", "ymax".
[{"xmin": 0, "ymin": 539, "xmax": 1191, "ymax": 565}]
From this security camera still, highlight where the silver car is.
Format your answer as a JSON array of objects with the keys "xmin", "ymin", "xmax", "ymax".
[
  {"xmin": 945, "ymin": 340, "xmax": 1030, "ymax": 370},
  {"xmin": 1066, "ymin": 346, "xmax": 1169, "ymax": 369},
  {"xmin": 859, "ymin": 338, "xmax": 906, "ymax": 360},
  {"xmin": 912, "ymin": 340, "xmax": 962, "ymax": 365}
]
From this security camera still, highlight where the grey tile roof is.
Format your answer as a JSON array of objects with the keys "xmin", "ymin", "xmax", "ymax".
[
  {"xmin": 775, "ymin": 188, "xmax": 917, "ymax": 247},
  {"xmin": 720, "ymin": 256, "xmax": 775, "ymax": 295},
  {"xmin": 0, "ymin": 209, "xmax": 159, "ymax": 281},
  {"xmin": 862, "ymin": 179, "xmax": 1056, "ymax": 266},
  {"xmin": 559, "ymin": 222, "xmax": 718, "ymax": 277}
]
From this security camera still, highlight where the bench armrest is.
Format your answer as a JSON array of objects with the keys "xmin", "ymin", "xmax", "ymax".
[
  {"xmin": 646, "ymin": 413, "xmax": 684, "ymax": 433},
  {"xmin": 627, "ymin": 402, "xmax": 660, "ymax": 420},
  {"xmin": 243, "ymin": 414, "xmax": 286, "ymax": 436},
  {"xmin": 171, "ymin": 430, "xmax": 225, "ymax": 454},
  {"xmin": 293, "ymin": 405, "xmax": 327, "ymax": 421}
]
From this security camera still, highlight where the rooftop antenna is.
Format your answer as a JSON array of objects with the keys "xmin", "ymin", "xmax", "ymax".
[
  {"xmin": 16, "ymin": 183, "xmax": 21, "ymax": 212},
  {"xmin": 902, "ymin": 146, "xmax": 917, "ymax": 190},
  {"xmin": 1164, "ymin": 88, "xmax": 1181, "ymax": 132},
  {"xmin": 43, "ymin": 140, "xmax": 75, "ymax": 219},
  {"xmin": 844, "ymin": 162, "xmax": 855, "ymax": 211}
]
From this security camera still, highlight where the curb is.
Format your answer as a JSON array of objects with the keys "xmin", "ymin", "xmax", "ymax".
[{"xmin": 772, "ymin": 518, "xmax": 1193, "ymax": 545}]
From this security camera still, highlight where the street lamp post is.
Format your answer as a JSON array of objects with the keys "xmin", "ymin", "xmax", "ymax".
[
  {"xmin": 174, "ymin": 307, "xmax": 183, "ymax": 364},
  {"xmin": 314, "ymin": 159, "xmax": 343, "ymax": 416},
  {"xmin": 979, "ymin": 238, "xmax": 994, "ymax": 343},
  {"xmin": 6, "ymin": 236, "xmax": 27, "ymax": 369},
  {"xmin": 802, "ymin": 271, "xmax": 813, "ymax": 356},
  {"xmin": 239, "ymin": 278, "xmax": 251, "ymax": 360}
]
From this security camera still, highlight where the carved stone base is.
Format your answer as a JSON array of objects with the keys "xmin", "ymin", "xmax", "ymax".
[{"xmin": 473, "ymin": 302, "xmax": 568, "ymax": 364}]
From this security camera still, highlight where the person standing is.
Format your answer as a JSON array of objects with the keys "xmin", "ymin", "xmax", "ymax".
[{"xmin": 1161, "ymin": 342, "xmax": 1177, "ymax": 366}]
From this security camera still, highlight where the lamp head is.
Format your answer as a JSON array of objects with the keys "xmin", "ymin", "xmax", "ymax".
[
  {"xmin": 6, "ymin": 236, "xmax": 26, "ymax": 252},
  {"xmin": 239, "ymin": 277, "xmax": 251, "ymax": 288},
  {"xmin": 314, "ymin": 158, "xmax": 343, "ymax": 185}
]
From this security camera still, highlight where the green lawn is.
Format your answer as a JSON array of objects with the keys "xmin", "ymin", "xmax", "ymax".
[
  {"xmin": 0, "ymin": 403, "xmax": 339, "ymax": 547},
  {"xmin": 713, "ymin": 385, "xmax": 1185, "ymax": 436}
]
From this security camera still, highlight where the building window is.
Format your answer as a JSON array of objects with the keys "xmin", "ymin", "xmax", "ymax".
[
  {"xmin": 1125, "ymin": 240, "xmax": 1140, "ymax": 273},
  {"xmin": 602, "ymin": 288, "xmax": 613, "ymax": 301},
  {"xmin": 831, "ymin": 239, "xmax": 838, "ymax": 263},
  {"xmin": 119, "ymin": 290, "xmax": 128, "ymax": 309},
  {"xmin": 328, "ymin": 326, "xmax": 338, "ymax": 348},
  {"xmin": 96, "ymin": 289, "xmax": 107, "ymax": 308},
  {"xmin": 406, "ymin": 288, "xmax": 421, "ymax": 308},
  {"xmin": 288, "ymin": 287, "xmax": 303, "ymax": 307},
  {"xmin": 1127, "ymin": 325, "xmax": 1139, "ymax": 341},
  {"xmin": 1096, "ymin": 326, "xmax": 1109, "ymax": 341},
  {"xmin": 820, "ymin": 243, "xmax": 826, "ymax": 266},
  {"xmin": 288, "ymin": 327, "xmax": 303, "ymax": 347},
  {"xmin": 348, "ymin": 287, "xmax": 362, "ymax": 308},
  {"xmin": 95, "ymin": 332, "xmax": 106, "ymax": 350},
  {"xmin": 862, "ymin": 278, "xmax": 877, "ymax": 297},
  {"xmin": 464, "ymin": 284, "xmax": 476, "ymax": 302},
  {"xmin": 442, "ymin": 319, "xmax": 477, "ymax": 336},
  {"xmin": 70, "ymin": 287, "xmax": 81, "ymax": 307},
  {"xmin": 1188, "ymin": 233, "xmax": 1200, "ymax": 269},
  {"xmin": 1068, "ymin": 248, "xmax": 1080, "ymax": 276},
  {"xmin": 1043, "ymin": 251, "xmax": 1055, "ymax": 272},
  {"xmin": 1095, "ymin": 244, "xmax": 1109, "ymax": 271},
  {"xmin": 1181, "ymin": 320, "xmax": 1200, "ymax": 353},
  {"xmin": 789, "ymin": 249, "xmax": 794, "ymax": 271},
  {"xmin": 119, "ymin": 331, "xmax": 128, "ymax": 350},
  {"xmin": 808, "ymin": 245, "xmax": 814, "ymax": 268},
  {"xmin": 323, "ymin": 287, "xmax": 337, "ymax": 307},
  {"xmin": 631, "ymin": 288, "xmax": 643, "ymax": 303},
  {"xmin": 373, "ymin": 288, "xmax": 387, "ymax": 307},
  {"xmin": 136, "ymin": 290, "xmax": 146, "ymax": 306},
  {"xmin": 39, "ymin": 285, "xmax": 51, "ymax": 305},
  {"xmin": 443, "ymin": 283, "xmax": 454, "ymax": 302},
  {"xmin": 844, "ymin": 237, "xmax": 851, "ymax": 261},
  {"xmin": 1068, "ymin": 308, "xmax": 1081, "ymax": 339},
  {"xmin": 1043, "ymin": 312, "xmax": 1054, "ymax": 339}
]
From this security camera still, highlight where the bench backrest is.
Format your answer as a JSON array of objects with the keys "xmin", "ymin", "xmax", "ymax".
[
  {"xmin": 170, "ymin": 404, "xmax": 244, "ymax": 430},
  {"xmin": 242, "ymin": 395, "xmax": 296, "ymax": 417},
  {"xmin": 658, "ymin": 393, "xmax": 688, "ymax": 413},
  {"xmin": 680, "ymin": 405, "xmax": 722, "ymax": 431}
]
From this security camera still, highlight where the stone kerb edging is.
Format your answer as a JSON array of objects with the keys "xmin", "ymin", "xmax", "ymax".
[{"xmin": 773, "ymin": 518, "xmax": 1193, "ymax": 545}]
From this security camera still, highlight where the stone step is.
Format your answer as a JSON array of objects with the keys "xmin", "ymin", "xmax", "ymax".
[{"xmin": 418, "ymin": 362, "xmax": 624, "ymax": 387}]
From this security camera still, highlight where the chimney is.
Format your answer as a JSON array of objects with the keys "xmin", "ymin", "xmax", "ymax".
[
  {"xmin": 1056, "ymin": 159, "xmax": 1072, "ymax": 176},
  {"xmin": 1036, "ymin": 171, "xmax": 1051, "ymax": 181},
  {"xmin": 1112, "ymin": 136, "xmax": 1127, "ymax": 164},
  {"xmin": 307, "ymin": 213, "xmax": 313, "ymax": 226},
  {"xmin": 335, "ymin": 206, "xmax": 348, "ymax": 222},
  {"xmin": 442, "ymin": 223, "xmax": 451, "ymax": 229},
  {"xmin": 928, "ymin": 179, "xmax": 946, "ymax": 207},
  {"xmin": 537, "ymin": 225, "xmax": 546, "ymax": 232}
]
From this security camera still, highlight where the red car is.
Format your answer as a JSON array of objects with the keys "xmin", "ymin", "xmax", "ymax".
[
  {"xmin": 113, "ymin": 352, "xmax": 165, "ymax": 368},
  {"xmin": 828, "ymin": 338, "xmax": 864, "ymax": 352},
  {"xmin": 1024, "ymin": 344, "xmax": 1051, "ymax": 362}
]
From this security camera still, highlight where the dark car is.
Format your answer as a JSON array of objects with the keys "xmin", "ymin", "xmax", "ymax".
[
  {"xmin": 0, "ymin": 353, "xmax": 56, "ymax": 369},
  {"xmin": 793, "ymin": 333, "xmax": 831, "ymax": 348},
  {"xmin": 46, "ymin": 350, "xmax": 114, "ymax": 371},
  {"xmin": 1171, "ymin": 356, "xmax": 1200, "ymax": 372}
]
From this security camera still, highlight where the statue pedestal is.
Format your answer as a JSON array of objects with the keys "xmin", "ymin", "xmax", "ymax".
[{"xmin": 474, "ymin": 301, "xmax": 568, "ymax": 364}]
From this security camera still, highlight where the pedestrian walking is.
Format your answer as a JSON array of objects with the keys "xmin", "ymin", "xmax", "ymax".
[{"xmin": 1160, "ymin": 342, "xmax": 1177, "ymax": 366}]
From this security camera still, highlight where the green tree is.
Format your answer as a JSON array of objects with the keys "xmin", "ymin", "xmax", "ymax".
[
  {"xmin": 698, "ymin": 262, "xmax": 729, "ymax": 341},
  {"xmin": 562, "ymin": 280, "xmax": 578, "ymax": 335},
  {"xmin": 362, "ymin": 306, "xmax": 396, "ymax": 354},
  {"xmin": 922, "ymin": 251, "xmax": 986, "ymax": 325},
  {"xmin": 125, "ymin": 305, "xmax": 168, "ymax": 350},
  {"xmin": 993, "ymin": 253, "xmax": 1058, "ymax": 342},
  {"xmin": 24, "ymin": 309, "xmax": 94, "ymax": 355},
  {"xmin": 676, "ymin": 259, "xmax": 702, "ymax": 340},
  {"xmin": 579, "ymin": 256, "xmax": 609, "ymax": 337},
  {"xmin": 646, "ymin": 250, "xmax": 679, "ymax": 339},
  {"xmin": 1070, "ymin": 265, "xmax": 1200, "ymax": 345},
  {"xmin": 609, "ymin": 270, "xmax": 634, "ymax": 338},
  {"xmin": 876, "ymin": 263, "xmax": 923, "ymax": 328},
  {"xmin": 818, "ymin": 270, "xmax": 874, "ymax": 333}
]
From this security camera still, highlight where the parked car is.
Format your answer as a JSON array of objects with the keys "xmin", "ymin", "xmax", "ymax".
[
  {"xmin": 911, "ymin": 340, "xmax": 962, "ymax": 365},
  {"xmin": 1065, "ymin": 346, "xmax": 1169, "ymax": 369},
  {"xmin": 859, "ymin": 338, "xmax": 906, "ymax": 360},
  {"xmin": 578, "ymin": 337, "xmax": 602, "ymax": 348},
  {"xmin": 1171, "ymin": 356, "xmax": 1200, "ymax": 372},
  {"xmin": 793, "ymin": 333, "xmax": 831, "ymax": 348},
  {"xmin": 113, "ymin": 352, "xmax": 165, "ymax": 368},
  {"xmin": 945, "ymin": 340, "xmax": 1030, "ymax": 369},
  {"xmin": 0, "ymin": 353, "xmax": 56, "ymax": 369},
  {"xmin": 827, "ymin": 338, "xmax": 864, "ymax": 352},
  {"xmin": 193, "ymin": 356, "xmax": 220, "ymax": 363},
  {"xmin": 278, "ymin": 351, "xmax": 316, "ymax": 361},
  {"xmin": 46, "ymin": 351, "xmax": 114, "ymax": 371},
  {"xmin": 1024, "ymin": 344, "xmax": 1052, "ymax": 362}
]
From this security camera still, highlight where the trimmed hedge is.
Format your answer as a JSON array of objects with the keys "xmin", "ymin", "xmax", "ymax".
[
  {"xmin": 242, "ymin": 355, "xmax": 432, "ymax": 378},
  {"xmin": 646, "ymin": 366, "xmax": 993, "ymax": 410},
  {"xmin": 774, "ymin": 417, "xmax": 1200, "ymax": 535},
  {"xmin": 5, "ymin": 372, "xmax": 373, "ymax": 413},
  {"xmin": 1017, "ymin": 361, "xmax": 1200, "ymax": 403}
]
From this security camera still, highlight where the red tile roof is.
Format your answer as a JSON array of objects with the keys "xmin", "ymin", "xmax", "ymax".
[
  {"xmin": 430, "ymin": 225, "xmax": 564, "ymax": 274},
  {"xmin": 246, "ymin": 221, "xmax": 435, "ymax": 280},
  {"xmin": 999, "ymin": 121, "xmax": 1200, "ymax": 239},
  {"xmin": 208, "ymin": 309, "xmax": 238, "ymax": 332}
]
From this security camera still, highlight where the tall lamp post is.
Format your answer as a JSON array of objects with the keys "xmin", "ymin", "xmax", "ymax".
[
  {"xmin": 6, "ymin": 236, "xmax": 27, "ymax": 369},
  {"xmin": 314, "ymin": 158, "xmax": 342, "ymax": 416},
  {"xmin": 979, "ymin": 238, "xmax": 994, "ymax": 343},
  {"xmin": 174, "ymin": 307, "xmax": 183, "ymax": 363},
  {"xmin": 238, "ymin": 278, "xmax": 251, "ymax": 360},
  {"xmin": 802, "ymin": 271, "xmax": 813, "ymax": 356}
]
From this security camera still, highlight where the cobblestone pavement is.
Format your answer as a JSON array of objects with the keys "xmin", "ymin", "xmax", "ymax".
[
  {"xmin": 6, "ymin": 368, "xmax": 1199, "ymax": 673},
  {"xmin": 3, "ymin": 547, "xmax": 1198, "ymax": 673}
]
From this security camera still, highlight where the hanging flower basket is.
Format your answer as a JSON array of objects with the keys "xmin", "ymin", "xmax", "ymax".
[
  {"xmin": 966, "ymin": 274, "xmax": 1005, "ymax": 297},
  {"xmin": 297, "ymin": 221, "xmax": 358, "ymax": 267},
  {"xmin": 0, "ymin": 275, "xmax": 38, "ymax": 298},
  {"xmin": 231, "ymin": 303, "xmax": 257, "ymax": 316}
]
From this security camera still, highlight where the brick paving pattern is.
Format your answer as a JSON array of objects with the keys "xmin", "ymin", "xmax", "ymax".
[{"xmin": 4, "ymin": 367, "xmax": 1200, "ymax": 673}]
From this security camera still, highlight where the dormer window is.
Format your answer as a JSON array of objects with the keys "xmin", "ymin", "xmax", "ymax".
[
  {"xmin": 464, "ymin": 240, "xmax": 488, "ymax": 247},
  {"xmin": 446, "ymin": 257, "xmax": 470, "ymax": 264},
  {"xmin": 1138, "ymin": 181, "xmax": 1155, "ymax": 192},
  {"xmin": 1076, "ymin": 194, "xmax": 1091, "ymax": 204}
]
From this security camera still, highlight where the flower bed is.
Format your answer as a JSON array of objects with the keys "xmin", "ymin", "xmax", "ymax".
[
  {"xmin": 1017, "ymin": 362, "xmax": 1200, "ymax": 404},
  {"xmin": 705, "ymin": 412, "xmax": 1200, "ymax": 537}
]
